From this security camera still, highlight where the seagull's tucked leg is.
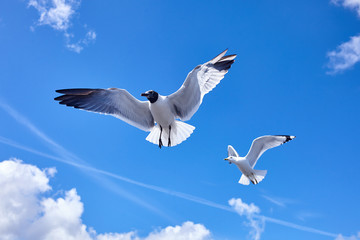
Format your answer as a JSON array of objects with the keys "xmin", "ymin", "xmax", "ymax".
[
  {"xmin": 159, "ymin": 126, "xmax": 163, "ymax": 149},
  {"xmin": 168, "ymin": 125, "xmax": 171, "ymax": 147},
  {"xmin": 248, "ymin": 170, "xmax": 267, "ymax": 185},
  {"xmin": 251, "ymin": 174, "xmax": 257, "ymax": 185}
]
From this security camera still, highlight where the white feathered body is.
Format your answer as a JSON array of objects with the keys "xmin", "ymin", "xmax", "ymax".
[
  {"xmin": 149, "ymin": 95, "xmax": 175, "ymax": 127},
  {"xmin": 231, "ymin": 157, "xmax": 253, "ymax": 176},
  {"xmin": 229, "ymin": 157, "xmax": 267, "ymax": 185},
  {"xmin": 146, "ymin": 95, "xmax": 195, "ymax": 147}
]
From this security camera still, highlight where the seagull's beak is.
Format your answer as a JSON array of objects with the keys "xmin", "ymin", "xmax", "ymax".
[
  {"xmin": 141, "ymin": 92, "xmax": 149, "ymax": 97},
  {"xmin": 224, "ymin": 157, "xmax": 229, "ymax": 161}
]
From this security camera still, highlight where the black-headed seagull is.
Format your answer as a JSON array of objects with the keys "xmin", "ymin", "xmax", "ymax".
[
  {"xmin": 224, "ymin": 135, "xmax": 295, "ymax": 185},
  {"xmin": 55, "ymin": 49, "xmax": 236, "ymax": 148}
]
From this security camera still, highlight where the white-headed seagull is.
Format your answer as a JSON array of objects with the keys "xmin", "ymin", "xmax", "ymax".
[{"xmin": 225, "ymin": 135, "xmax": 295, "ymax": 185}]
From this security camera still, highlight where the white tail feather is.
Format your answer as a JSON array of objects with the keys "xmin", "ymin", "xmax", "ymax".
[
  {"xmin": 239, "ymin": 174, "xmax": 250, "ymax": 185},
  {"xmin": 247, "ymin": 169, "xmax": 267, "ymax": 185},
  {"xmin": 146, "ymin": 121, "xmax": 195, "ymax": 147}
]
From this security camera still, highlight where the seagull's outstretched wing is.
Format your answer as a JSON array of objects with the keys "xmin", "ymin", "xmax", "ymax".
[
  {"xmin": 55, "ymin": 88, "xmax": 155, "ymax": 131},
  {"xmin": 246, "ymin": 135, "xmax": 295, "ymax": 168},
  {"xmin": 228, "ymin": 145, "xmax": 239, "ymax": 157},
  {"xmin": 167, "ymin": 49, "xmax": 236, "ymax": 121}
]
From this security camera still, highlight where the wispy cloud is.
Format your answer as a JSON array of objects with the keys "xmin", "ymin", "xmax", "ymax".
[
  {"xmin": 327, "ymin": 35, "xmax": 360, "ymax": 74},
  {"xmin": 0, "ymin": 100, "xmax": 83, "ymax": 164},
  {"xmin": 264, "ymin": 216, "xmax": 339, "ymax": 238},
  {"xmin": 261, "ymin": 195, "xmax": 287, "ymax": 207},
  {"xmin": 28, "ymin": 0, "xmax": 96, "ymax": 52},
  {"xmin": 229, "ymin": 198, "xmax": 265, "ymax": 240},
  {"xmin": 296, "ymin": 211, "xmax": 322, "ymax": 221},
  {"xmin": 331, "ymin": 0, "xmax": 360, "ymax": 16},
  {"xmin": 65, "ymin": 30, "xmax": 96, "ymax": 53}
]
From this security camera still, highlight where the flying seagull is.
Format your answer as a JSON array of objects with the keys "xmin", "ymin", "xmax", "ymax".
[
  {"xmin": 224, "ymin": 135, "xmax": 295, "ymax": 185},
  {"xmin": 55, "ymin": 49, "xmax": 236, "ymax": 148}
]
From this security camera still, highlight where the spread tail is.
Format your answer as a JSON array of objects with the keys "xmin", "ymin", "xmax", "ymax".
[
  {"xmin": 249, "ymin": 169, "xmax": 267, "ymax": 185},
  {"xmin": 239, "ymin": 174, "xmax": 250, "ymax": 185},
  {"xmin": 239, "ymin": 170, "xmax": 267, "ymax": 185},
  {"xmin": 146, "ymin": 121, "xmax": 195, "ymax": 147}
]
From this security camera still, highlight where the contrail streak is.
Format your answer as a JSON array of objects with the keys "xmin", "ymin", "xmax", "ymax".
[
  {"xmin": 0, "ymin": 136, "xmax": 166, "ymax": 218},
  {"xmin": 262, "ymin": 216, "xmax": 338, "ymax": 238},
  {"xmin": 0, "ymin": 101, "xmax": 82, "ymax": 163},
  {"xmin": 0, "ymin": 136, "xmax": 341, "ymax": 239},
  {"xmin": 0, "ymin": 101, "xmax": 168, "ymax": 218}
]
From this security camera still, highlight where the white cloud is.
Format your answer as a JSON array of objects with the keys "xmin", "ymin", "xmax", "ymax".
[
  {"xmin": 0, "ymin": 159, "xmax": 52, "ymax": 240},
  {"xmin": 327, "ymin": 35, "xmax": 360, "ymax": 73},
  {"xmin": 0, "ymin": 159, "xmax": 93, "ymax": 240},
  {"xmin": 28, "ymin": 0, "xmax": 79, "ymax": 31},
  {"xmin": 66, "ymin": 30, "xmax": 97, "ymax": 53},
  {"xmin": 228, "ymin": 198, "xmax": 265, "ymax": 240},
  {"xmin": 327, "ymin": 0, "xmax": 360, "ymax": 73},
  {"xmin": 97, "ymin": 222, "xmax": 211, "ymax": 240},
  {"xmin": 27, "ymin": 0, "xmax": 96, "ymax": 53},
  {"xmin": 332, "ymin": 0, "xmax": 360, "ymax": 16},
  {"xmin": 144, "ymin": 222, "xmax": 211, "ymax": 240},
  {"xmin": 0, "ymin": 159, "xmax": 212, "ymax": 240},
  {"xmin": 335, "ymin": 232, "xmax": 360, "ymax": 240},
  {"xmin": 296, "ymin": 211, "xmax": 321, "ymax": 221},
  {"xmin": 96, "ymin": 232, "xmax": 138, "ymax": 240}
]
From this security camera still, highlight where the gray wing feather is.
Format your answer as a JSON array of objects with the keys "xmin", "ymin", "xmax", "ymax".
[
  {"xmin": 228, "ymin": 145, "xmax": 239, "ymax": 157},
  {"xmin": 167, "ymin": 49, "xmax": 236, "ymax": 121},
  {"xmin": 55, "ymin": 88, "xmax": 155, "ymax": 131},
  {"xmin": 246, "ymin": 135, "xmax": 295, "ymax": 168}
]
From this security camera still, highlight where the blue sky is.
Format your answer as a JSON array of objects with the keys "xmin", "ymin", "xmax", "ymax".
[{"xmin": 0, "ymin": 0, "xmax": 360, "ymax": 239}]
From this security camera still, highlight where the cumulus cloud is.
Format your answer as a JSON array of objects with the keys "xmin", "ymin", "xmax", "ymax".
[
  {"xmin": 0, "ymin": 159, "xmax": 212, "ymax": 240},
  {"xmin": 144, "ymin": 221, "xmax": 211, "ymax": 240},
  {"xmin": 96, "ymin": 232, "xmax": 137, "ymax": 240},
  {"xmin": 0, "ymin": 159, "xmax": 92, "ymax": 240},
  {"xmin": 327, "ymin": 35, "xmax": 360, "ymax": 74},
  {"xmin": 97, "ymin": 222, "xmax": 211, "ymax": 240},
  {"xmin": 332, "ymin": 0, "xmax": 360, "ymax": 16},
  {"xmin": 228, "ymin": 198, "xmax": 265, "ymax": 240},
  {"xmin": 28, "ymin": 0, "xmax": 96, "ymax": 53}
]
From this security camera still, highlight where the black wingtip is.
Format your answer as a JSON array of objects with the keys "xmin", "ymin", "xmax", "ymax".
[
  {"xmin": 55, "ymin": 89, "xmax": 67, "ymax": 93},
  {"xmin": 274, "ymin": 135, "xmax": 296, "ymax": 143},
  {"xmin": 285, "ymin": 135, "xmax": 296, "ymax": 143}
]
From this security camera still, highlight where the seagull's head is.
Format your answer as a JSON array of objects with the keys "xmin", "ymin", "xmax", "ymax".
[
  {"xmin": 141, "ymin": 90, "xmax": 159, "ymax": 103},
  {"xmin": 224, "ymin": 156, "xmax": 234, "ymax": 164}
]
